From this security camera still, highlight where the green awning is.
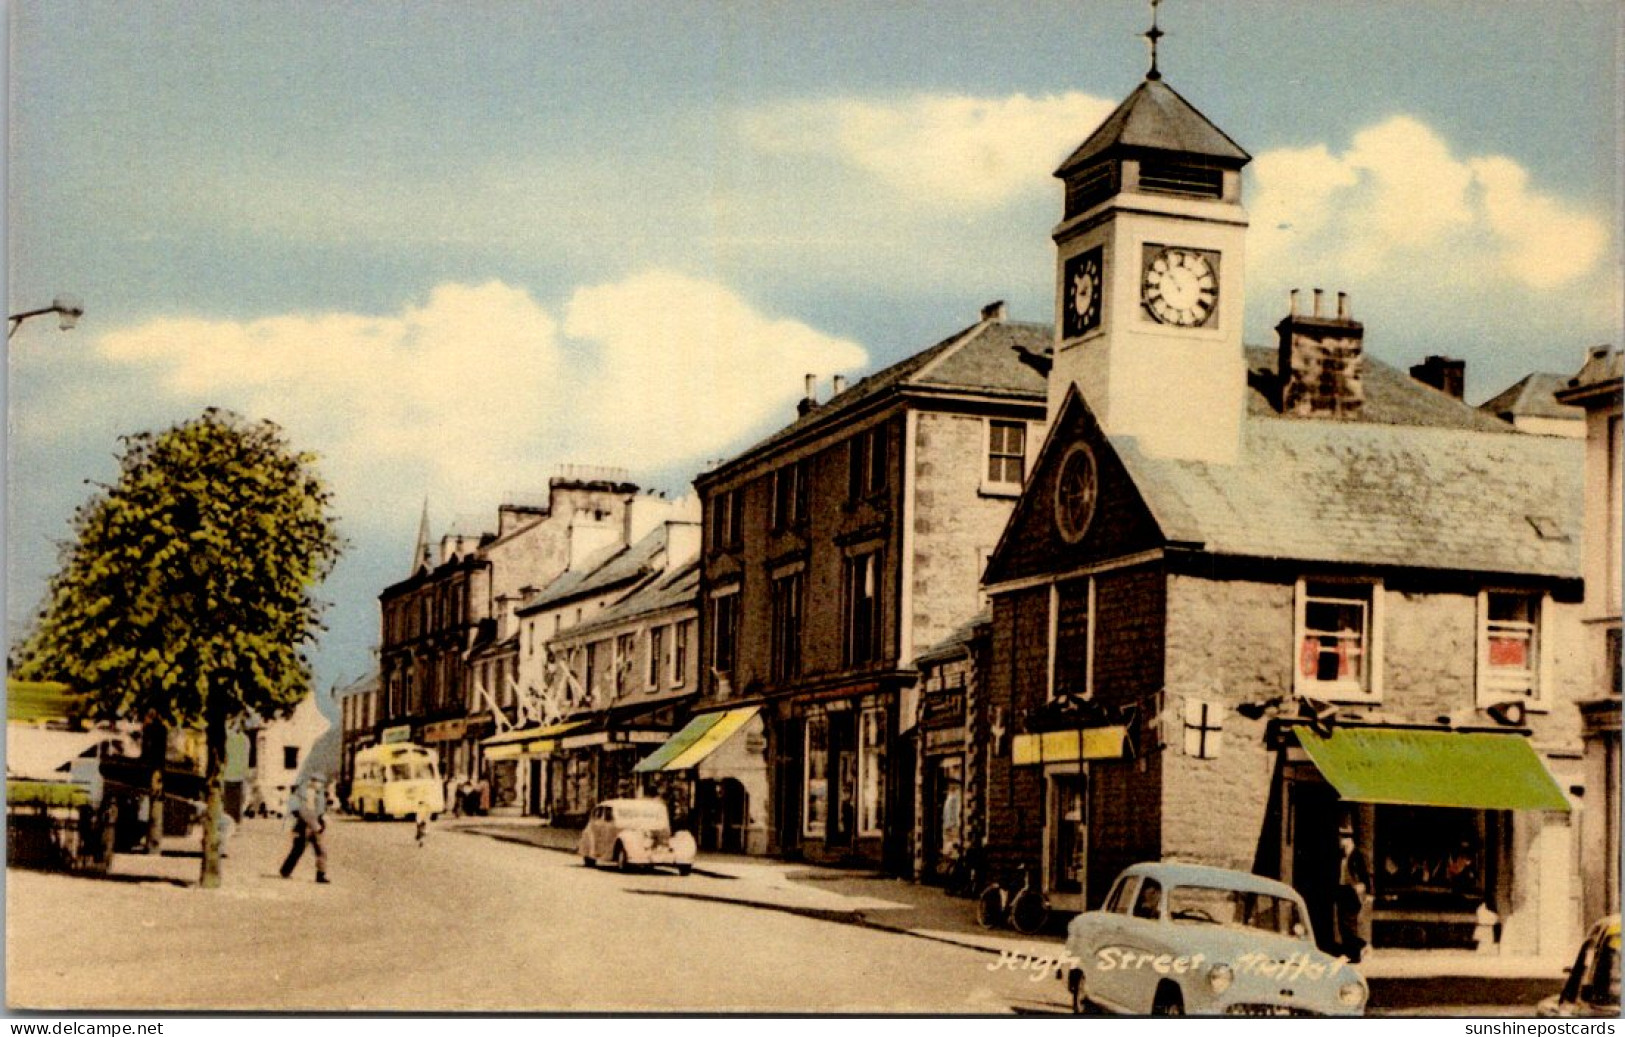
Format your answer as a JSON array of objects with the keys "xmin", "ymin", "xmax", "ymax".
[
  {"xmin": 634, "ymin": 712, "xmax": 726, "ymax": 774},
  {"xmin": 1296, "ymin": 726, "xmax": 1570, "ymax": 812},
  {"xmin": 6, "ymin": 680, "xmax": 83, "ymax": 724}
]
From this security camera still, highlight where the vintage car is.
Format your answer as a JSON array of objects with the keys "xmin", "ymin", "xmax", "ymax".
[
  {"xmin": 1538, "ymin": 915, "xmax": 1620, "ymax": 1018},
  {"xmin": 1063, "ymin": 862, "xmax": 1368, "ymax": 1017},
  {"xmin": 578, "ymin": 798, "xmax": 697, "ymax": 875}
]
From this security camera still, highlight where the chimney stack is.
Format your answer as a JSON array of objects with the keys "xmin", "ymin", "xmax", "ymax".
[
  {"xmin": 1410, "ymin": 355, "xmax": 1466, "ymax": 400},
  {"xmin": 797, "ymin": 373, "xmax": 818, "ymax": 417},
  {"xmin": 981, "ymin": 300, "xmax": 1007, "ymax": 322},
  {"xmin": 1277, "ymin": 289, "xmax": 1365, "ymax": 418}
]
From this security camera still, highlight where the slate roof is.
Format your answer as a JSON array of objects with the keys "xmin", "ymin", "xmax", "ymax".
[
  {"xmin": 1478, "ymin": 373, "xmax": 1586, "ymax": 423},
  {"xmin": 1241, "ymin": 346, "xmax": 1517, "ymax": 433},
  {"xmin": 565, "ymin": 560, "xmax": 699, "ymax": 642},
  {"xmin": 704, "ymin": 316, "xmax": 1049, "ymax": 480},
  {"xmin": 1109, "ymin": 411, "xmax": 1582, "ymax": 578},
  {"xmin": 915, "ymin": 610, "xmax": 991, "ymax": 668},
  {"xmin": 1055, "ymin": 77, "xmax": 1250, "ymax": 178},
  {"xmin": 521, "ymin": 523, "xmax": 695, "ymax": 613}
]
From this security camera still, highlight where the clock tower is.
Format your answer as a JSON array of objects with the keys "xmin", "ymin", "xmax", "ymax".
[{"xmin": 1050, "ymin": 67, "xmax": 1251, "ymax": 464}]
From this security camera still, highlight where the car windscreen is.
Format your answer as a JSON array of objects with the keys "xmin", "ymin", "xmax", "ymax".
[{"xmin": 1167, "ymin": 884, "xmax": 1305, "ymax": 936}]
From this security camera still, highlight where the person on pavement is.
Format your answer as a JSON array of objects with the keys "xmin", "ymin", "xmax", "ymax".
[{"xmin": 279, "ymin": 777, "xmax": 330, "ymax": 883}]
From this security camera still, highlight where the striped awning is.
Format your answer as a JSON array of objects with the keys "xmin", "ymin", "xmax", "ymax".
[
  {"xmin": 481, "ymin": 720, "xmax": 589, "ymax": 760},
  {"xmin": 634, "ymin": 707, "xmax": 760, "ymax": 773}
]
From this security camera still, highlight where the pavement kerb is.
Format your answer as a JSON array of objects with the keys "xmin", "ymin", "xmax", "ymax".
[{"xmin": 449, "ymin": 819, "xmax": 1067, "ymax": 964}]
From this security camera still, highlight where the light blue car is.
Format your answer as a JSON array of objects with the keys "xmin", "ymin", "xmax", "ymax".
[{"xmin": 1063, "ymin": 862, "xmax": 1368, "ymax": 1016}]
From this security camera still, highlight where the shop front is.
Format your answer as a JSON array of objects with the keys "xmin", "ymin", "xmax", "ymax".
[
  {"xmin": 1271, "ymin": 722, "xmax": 1576, "ymax": 959},
  {"xmin": 780, "ymin": 688, "xmax": 898, "ymax": 868},
  {"xmin": 918, "ymin": 687, "xmax": 967, "ymax": 884},
  {"xmin": 635, "ymin": 706, "xmax": 767, "ymax": 854}
]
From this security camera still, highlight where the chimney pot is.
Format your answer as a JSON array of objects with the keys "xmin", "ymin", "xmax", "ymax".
[
  {"xmin": 1312, "ymin": 289, "xmax": 1324, "ymax": 318},
  {"xmin": 981, "ymin": 300, "xmax": 1007, "ymax": 322},
  {"xmin": 804, "ymin": 373, "xmax": 817, "ymax": 399},
  {"xmin": 1289, "ymin": 289, "xmax": 1299, "ymax": 317},
  {"xmin": 1337, "ymin": 292, "xmax": 1350, "ymax": 320},
  {"xmin": 832, "ymin": 374, "xmax": 847, "ymax": 395}
]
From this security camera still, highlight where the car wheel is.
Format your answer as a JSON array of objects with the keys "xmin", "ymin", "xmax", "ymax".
[
  {"xmin": 1151, "ymin": 983, "xmax": 1184, "ymax": 1017},
  {"xmin": 613, "ymin": 844, "xmax": 633, "ymax": 873},
  {"xmin": 676, "ymin": 864, "xmax": 692, "ymax": 877},
  {"xmin": 1068, "ymin": 970, "xmax": 1089, "ymax": 1015}
]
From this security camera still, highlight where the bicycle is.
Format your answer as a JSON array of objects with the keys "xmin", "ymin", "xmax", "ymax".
[{"xmin": 975, "ymin": 860, "xmax": 1051, "ymax": 935}]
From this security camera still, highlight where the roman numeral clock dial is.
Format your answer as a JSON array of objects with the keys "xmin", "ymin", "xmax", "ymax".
[
  {"xmin": 1142, "ymin": 245, "xmax": 1218, "ymax": 327},
  {"xmin": 1063, "ymin": 246, "xmax": 1103, "ymax": 337}
]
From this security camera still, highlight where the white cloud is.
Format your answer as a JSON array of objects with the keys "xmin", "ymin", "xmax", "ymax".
[
  {"xmin": 77, "ymin": 274, "xmax": 867, "ymax": 528},
  {"xmin": 1249, "ymin": 115, "xmax": 1612, "ymax": 298},
  {"xmin": 741, "ymin": 91, "xmax": 1116, "ymax": 209}
]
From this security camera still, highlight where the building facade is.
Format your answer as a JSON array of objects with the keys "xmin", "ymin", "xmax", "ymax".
[
  {"xmin": 1555, "ymin": 345, "xmax": 1623, "ymax": 927},
  {"xmin": 686, "ymin": 307, "xmax": 1048, "ymax": 870},
  {"xmin": 974, "ymin": 67, "xmax": 1589, "ymax": 967}
]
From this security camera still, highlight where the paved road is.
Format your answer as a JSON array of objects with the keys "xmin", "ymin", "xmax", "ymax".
[{"xmin": 6, "ymin": 817, "xmax": 1070, "ymax": 1013}]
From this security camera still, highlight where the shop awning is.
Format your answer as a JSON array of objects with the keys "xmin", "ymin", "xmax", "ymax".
[
  {"xmin": 1011, "ymin": 724, "xmax": 1132, "ymax": 766},
  {"xmin": 635, "ymin": 707, "xmax": 760, "ymax": 773},
  {"xmin": 480, "ymin": 720, "xmax": 588, "ymax": 760},
  {"xmin": 1295, "ymin": 726, "xmax": 1570, "ymax": 812}
]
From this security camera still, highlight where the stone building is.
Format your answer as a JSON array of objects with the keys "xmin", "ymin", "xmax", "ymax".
[
  {"xmin": 975, "ymin": 66, "xmax": 1588, "ymax": 968},
  {"xmin": 1555, "ymin": 345, "xmax": 1623, "ymax": 927},
  {"xmin": 367, "ymin": 472, "xmax": 645, "ymax": 798},
  {"xmin": 678, "ymin": 309, "xmax": 1047, "ymax": 870},
  {"xmin": 488, "ymin": 514, "xmax": 700, "ymax": 821}
]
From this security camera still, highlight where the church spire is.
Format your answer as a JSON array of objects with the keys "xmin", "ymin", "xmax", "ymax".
[{"xmin": 412, "ymin": 499, "xmax": 433, "ymax": 574}]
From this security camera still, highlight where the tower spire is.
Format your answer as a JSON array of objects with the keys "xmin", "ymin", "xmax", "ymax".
[
  {"xmin": 1143, "ymin": 0, "xmax": 1165, "ymax": 81},
  {"xmin": 412, "ymin": 499, "xmax": 432, "ymax": 574}
]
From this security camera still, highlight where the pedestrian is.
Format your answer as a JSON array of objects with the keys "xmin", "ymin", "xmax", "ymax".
[
  {"xmin": 414, "ymin": 797, "xmax": 430, "ymax": 848},
  {"xmin": 279, "ymin": 776, "xmax": 330, "ymax": 884},
  {"xmin": 1334, "ymin": 822, "xmax": 1369, "ymax": 962}
]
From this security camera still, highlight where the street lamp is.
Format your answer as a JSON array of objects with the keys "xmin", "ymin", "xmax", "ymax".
[{"xmin": 9, "ymin": 294, "xmax": 85, "ymax": 339}]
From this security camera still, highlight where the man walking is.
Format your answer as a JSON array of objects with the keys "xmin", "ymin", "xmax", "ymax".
[
  {"xmin": 1334, "ymin": 821, "xmax": 1369, "ymax": 962},
  {"xmin": 280, "ymin": 776, "xmax": 330, "ymax": 883}
]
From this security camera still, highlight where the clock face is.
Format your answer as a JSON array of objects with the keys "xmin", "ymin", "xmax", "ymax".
[
  {"xmin": 1054, "ymin": 442, "xmax": 1099, "ymax": 544},
  {"xmin": 1142, "ymin": 246, "xmax": 1219, "ymax": 327},
  {"xmin": 1063, "ymin": 246, "xmax": 1103, "ymax": 338}
]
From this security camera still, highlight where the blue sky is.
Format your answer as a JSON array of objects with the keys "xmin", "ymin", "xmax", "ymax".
[{"xmin": 7, "ymin": 0, "xmax": 1621, "ymax": 698}]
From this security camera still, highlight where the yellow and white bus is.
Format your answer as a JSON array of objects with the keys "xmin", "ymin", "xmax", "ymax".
[{"xmin": 349, "ymin": 743, "xmax": 445, "ymax": 820}]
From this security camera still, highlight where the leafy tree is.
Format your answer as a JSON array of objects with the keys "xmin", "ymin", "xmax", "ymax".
[{"xmin": 14, "ymin": 409, "xmax": 342, "ymax": 887}]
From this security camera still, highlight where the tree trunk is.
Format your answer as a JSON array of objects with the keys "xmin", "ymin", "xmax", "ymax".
[{"xmin": 200, "ymin": 705, "xmax": 226, "ymax": 889}]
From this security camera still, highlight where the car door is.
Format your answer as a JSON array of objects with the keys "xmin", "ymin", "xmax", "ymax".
[
  {"xmin": 1111, "ymin": 877, "xmax": 1169, "ymax": 1013},
  {"xmin": 1085, "ymin": 876, "xmax": 1141, "ymax": 1011}
]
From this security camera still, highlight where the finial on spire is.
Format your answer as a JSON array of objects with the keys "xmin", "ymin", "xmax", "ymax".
[{"xmin": 1143, "ymin": 0, "xmax": 1165, "ymax": 80}]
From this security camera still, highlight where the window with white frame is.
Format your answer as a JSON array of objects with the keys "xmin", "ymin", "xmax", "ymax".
[
  {"xmin": 1478, "ymin": 590, "xmax": 1546, "ymax": 706},
  {"xmin": 711, "ymin": 590, "xmax": 739, "ymax": 680},
  {"xmin": 1294, "ymin": 579, "xmax": 1382, "ymax": 700},
  {"xmin": 986, "ymin": 419, "xmax": 1028, "ymax": 492},
  {"xmin": 673, "ymin": 619, "xmax": 692, "ymax": 687},
  {"xmin": 647, "ymin": 625, "xmax": 664, "ymax": 691},
  {"xmin": 1048, "ymin": 577, "xmax": 1094, "ymax": 700},
  {"xmin": 858, "ymin": 706, "xmax": 887, "ymax": 836},
  {"xmin": 804, "ymin": 714, "xmax": 829, "ymax": 838}
]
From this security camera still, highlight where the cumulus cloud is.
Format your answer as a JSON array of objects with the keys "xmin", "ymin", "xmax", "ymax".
[
  {"xmin": 740, "ymin": 91, "xmax": 1116, "ymax": 208},
  {"xmin": 77, "ymin": 274, "xmax": 867, "ymax": 528},
  {"xmin": 1249, "ymin": 115, "xmax": 1611, "ymax": 300}
]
